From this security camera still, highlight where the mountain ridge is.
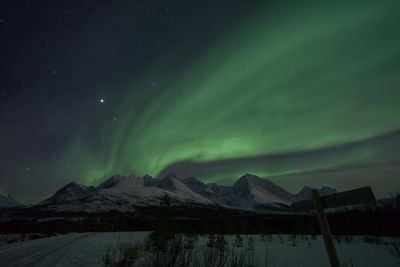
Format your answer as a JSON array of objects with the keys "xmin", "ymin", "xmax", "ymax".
[{"xmin": 35, "ymin": 173, "xmax": 338, "ymax": 212}]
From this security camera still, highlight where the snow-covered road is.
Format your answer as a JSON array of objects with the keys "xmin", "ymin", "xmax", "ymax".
[{"xmin": 0, "ymin": 232, "xmax": 148, "ymax": 267}]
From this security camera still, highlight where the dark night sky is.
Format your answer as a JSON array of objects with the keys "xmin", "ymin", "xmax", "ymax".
[{"xmin": 1, "ymin": 0, "xmax": 400, "ymax": 203}]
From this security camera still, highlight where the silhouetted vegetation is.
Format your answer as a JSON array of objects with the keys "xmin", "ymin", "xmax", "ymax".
[
  {"xmin": 1, "ymin": 192, "xmax": 399, "ymax": 237},
  {"xmin": 102, "ymin": 195, "xmax": 279, "ymax": 267}
]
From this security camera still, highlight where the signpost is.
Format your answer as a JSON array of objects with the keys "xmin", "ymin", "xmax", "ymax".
[{"xmin": 291, "ymin": 186, "xmax": 376, "ymax": 267}]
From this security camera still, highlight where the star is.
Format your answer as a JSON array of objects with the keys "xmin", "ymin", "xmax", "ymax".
[{"xmin": 99, "ymin": 98, "xmax": 105, "ymax": 103}]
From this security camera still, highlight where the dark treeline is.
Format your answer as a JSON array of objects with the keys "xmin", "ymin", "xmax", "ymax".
[
  {"xmin": 0, "ymin": 204, "xmax": 399, "ymax": 237},
  {"xmin": 1, "ymin": 193, "xmax": 399, "ymax": 236}
]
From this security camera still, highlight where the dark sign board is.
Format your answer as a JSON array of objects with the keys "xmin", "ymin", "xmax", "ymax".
[{"xmin": 291, "ymin": 186, "xmax": 376, "ymax": 210}]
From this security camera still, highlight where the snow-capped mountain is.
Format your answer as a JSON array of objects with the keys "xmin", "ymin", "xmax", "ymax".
[
  {"xmin": 182, "ymin": 176, "xmax": 207, "ymax": 193},
  {"xmin": 39, "ymin": 182, "xmax": 96, "ymax": 206},
  {"xmin": 230, "ymin": 174, "xmax": 295, "ymax": 207},
  {"xmin": 183, "ymin": 174, "xmax": 338, "ymax": 209},
  {"xmin": 157, "ymin": 173, "xmax": 212, "ymax": 204},
  {"xmin": 37, "ymin": 173, "xmax": 338, "ymax": 212},
  {"xmin": 0, "ymin": 187, "xmax": 22, "ymax": 208},
  {"xmin": 37, "ymin": 173, "xmax": 213, "ymax": 212}
]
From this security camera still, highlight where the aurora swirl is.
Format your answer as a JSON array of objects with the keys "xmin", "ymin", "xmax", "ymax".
[{"xmin": 1, "ymin": 0, "xmax": 399, "ymax": 202}]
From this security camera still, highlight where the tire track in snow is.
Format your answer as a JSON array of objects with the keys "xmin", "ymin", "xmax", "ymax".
[{"xmin": 0, "ymin": 233, "xmax": 88, "ymax": 267}]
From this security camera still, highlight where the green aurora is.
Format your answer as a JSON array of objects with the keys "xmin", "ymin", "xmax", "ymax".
[{"xmin": 59, "ymin": 1, "xmax": 400, "ymax": 190}]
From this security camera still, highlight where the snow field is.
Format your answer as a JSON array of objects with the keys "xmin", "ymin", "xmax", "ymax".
[{"xmin": 0, "ymin": 232, "xmax": 398, "ymax": 267}]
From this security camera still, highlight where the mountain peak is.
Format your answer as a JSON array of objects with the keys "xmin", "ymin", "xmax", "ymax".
[
  {"xmin": 184, "ymin": 176, "xmax": 198, "ymax": 182},
  {"xmin": 0, "ymin": 186, "xmax": 22, "ymax": 208},
  {"xmin": 96, "ymin": 175, "xmax": 156, "ymax": 190},
  {"xmin": 231, "ymin": 174, "xmax": 297, "ymax": 207},
  {"xmin": 38, "ymin": 181, "xmax": 96, "ymax": 205},
  {"xmin": 183, "ymin": 176, "xmax": 203, "ymax": 185},
  {"xmin": 67, "ymin": 181, "xmax": 88, "ymax": 188},
  {"xmin": 241, "ymin": 173, "xmax": 260, "ymax": 180},
  {"xmin": 233, "ymin": 174, "xmax": 263, "ymax": 191},
  {"xmin": 0, "ymin": 186, "xmax": 9, "ymax": 198},
  {"xmin": 97, "ymin": 175, "xmax": 128, "ymax": 189},
  {"xmin": 298, "ymin": 186, "xmax": 312, "ymax": 193}
]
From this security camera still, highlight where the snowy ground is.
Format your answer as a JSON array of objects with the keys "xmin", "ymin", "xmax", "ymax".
[{"xmin": 0, "ymin": 232, "xmax": 398, "ymax": 267}]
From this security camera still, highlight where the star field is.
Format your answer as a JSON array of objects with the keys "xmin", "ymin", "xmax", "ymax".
[{"xmin": 1, "ymin": 0, "xmax": 400, "ymax": 203}]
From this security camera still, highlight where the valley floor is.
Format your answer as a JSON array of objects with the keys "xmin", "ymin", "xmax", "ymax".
[{"xmin": 0, "ymin": 232, "xmax": 398, "ymax": 267}]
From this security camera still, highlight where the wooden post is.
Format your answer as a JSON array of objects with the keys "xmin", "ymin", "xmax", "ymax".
[{"xmin": 312, "ymin": 190, "xmax": 340, "ymax": 267}]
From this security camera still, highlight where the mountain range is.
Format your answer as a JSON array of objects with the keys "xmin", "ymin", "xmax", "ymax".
[{"xmin": 31, "ymin": 173, "xmax": 337, "ymax": 213}]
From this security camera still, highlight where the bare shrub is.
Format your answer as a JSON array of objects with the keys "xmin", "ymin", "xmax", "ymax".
[
  {"xmin": 261, "ymin": 234, "xmax": 265, "ymax": 241},
  {"xmin": 143, "ymin": 234, "xmax": 185, "ymax": 267},
  {"xmin": 288, "ymin": 234, "xmax": 297, "ymax": 247},
  {"xmin": 229, "ymin": 246, "xmax": 246, "ymax": 267},
  {"xmin": 103, "ymin": 232, "xmax": 280, "ymax": 267},
  {"xmin": 363, "ymin": 235, "xmax": 382, "ymax": 244},
  {"xmin": 229, "ymin": 243, "xmax": 257, "ymax": 267},
  {"xmin": 279, "ymin": 234, "xmax": 284, "ymax": 243},
  {"xmin": 268, "ymin": 234, "xmax": 273, "ymax": 242},
  {"xmin": 102, "ymin": 241, "xmax": 142, "ymax": 267},
  {"xmin": 233, "ymin": 234, "xmax": 243, "ymax": 248},
  {"xmin": 247, "ymin": 236, "xmax": 255, "ymax": 250},
  {"xmin": 344, "ymin": 236, "xmax": 353, "ymax": 244},
  {"xmin": 264, "ymin": 244, "xmax": 277, "ymax": 267},
  {"xmin": 207, "ymin": 234, "xmax": 216, "ymax": 248}
]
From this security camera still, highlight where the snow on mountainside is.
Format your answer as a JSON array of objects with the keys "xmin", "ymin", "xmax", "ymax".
[
  {"xmin": 39, "ymin": 182, "xmax": 96, "ymax": 206},
  {"xmin": 182, "ymin": 176, "xmax": 207, "ymax": 193},
  {"xmin": 37, "ymin": 173, "xmax": 338, "ymax": 212},
  {"xmin": 158, "ymin": 174, "xmax": 212, "ymax": 204},
  {"xmin": 183, "ymin": 174, "xmax": 338, "ymax": 210},
  {"xmin": 38, "ymin": 174, "xmax": 213, "ymax": 212},
  {"xmin": 231, "ymin": 174, "xmax": 295, "ymax": 207},
  {"xmin": 0, "ymin": 187, "xmax": 22, "ymax": 208}
]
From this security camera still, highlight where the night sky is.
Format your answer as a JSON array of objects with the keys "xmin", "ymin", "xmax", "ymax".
[{"xmin": 1, "ymin": 0, "xmax": 400, "ymax": 204}]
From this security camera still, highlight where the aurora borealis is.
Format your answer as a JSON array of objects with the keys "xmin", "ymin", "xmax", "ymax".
[{"xmin": 1, "ymin": 0, "xmax": 400, "ymax": 203}]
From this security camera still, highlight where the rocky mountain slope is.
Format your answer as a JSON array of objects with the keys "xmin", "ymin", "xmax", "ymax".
[{"xmin": 36, "ymin": 173, "xmax": 337, "ymax": 212}]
